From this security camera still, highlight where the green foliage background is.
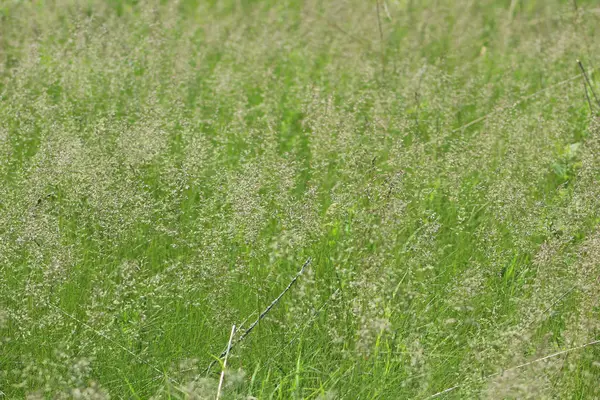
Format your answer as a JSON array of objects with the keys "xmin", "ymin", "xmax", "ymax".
[{"xmin": 1, "ymin": 0, "xmax": 600, "ymax": 398}]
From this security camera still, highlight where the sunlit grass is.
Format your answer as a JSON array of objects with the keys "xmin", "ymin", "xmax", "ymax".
[{"xmin": 1, "ymin": 0, "xmax": 600, "ymax": 398}]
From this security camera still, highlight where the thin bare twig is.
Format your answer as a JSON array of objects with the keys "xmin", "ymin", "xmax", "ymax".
[
  {"xmin": 204, "ymin": 258, "xmax": 312, "ymax": 375},
  {"xmin": 578, "ymin": 60, "xmax": 600, "ymax": 108},
  {"xmin": 216, "ymin": 324, "xmax": 236, "ymax": 400},
  {"xmin": 261, "ymin": 289, "xmax": 340, "ymax": 372},
  {"xmin": 375, "ymin": 0, "xmax": 386, "ymax": 76},
  {"xmin": 581, "ymin": 74, "xmax": 594, "ymax": 112},
  {"xmin": 426, "ymin": 339, "xmax": 600, "ymax": 398},
  {"xmin": 237, "ymin": 258, "xmax": 311, "ymax": 344}
]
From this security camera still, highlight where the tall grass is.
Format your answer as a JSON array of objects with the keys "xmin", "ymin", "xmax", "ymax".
[{"xmin": 1, "ymin": 0, "xmax": 600, "ymax": 398}]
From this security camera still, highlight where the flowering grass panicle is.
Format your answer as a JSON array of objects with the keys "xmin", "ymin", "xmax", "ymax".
[{"xmin": 1, "ymin": 0, "xmax": 600, "ymax": 398}]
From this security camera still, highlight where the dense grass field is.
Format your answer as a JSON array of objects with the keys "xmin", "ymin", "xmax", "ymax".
[{"xmin": 2, "ymin": 0, "xmax": 600, "ymax": 398}]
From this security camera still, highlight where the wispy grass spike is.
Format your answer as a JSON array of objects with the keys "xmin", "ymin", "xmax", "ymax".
[{"xmin": 578, "ymin": 59, "xmax": 600, "ymax": 108}]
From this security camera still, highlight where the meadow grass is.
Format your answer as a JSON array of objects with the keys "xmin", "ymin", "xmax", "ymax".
[{"xmin": 2, "ymin": 0, "xmax": 600, "ymax": 398}]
